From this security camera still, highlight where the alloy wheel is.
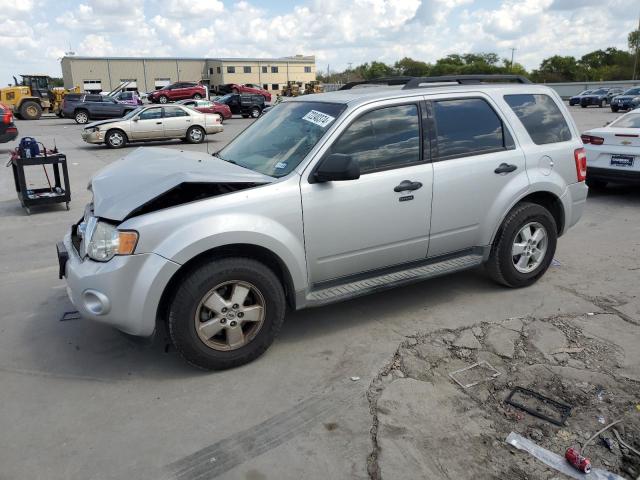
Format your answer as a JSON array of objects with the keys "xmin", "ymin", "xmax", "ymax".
[
  {"xmin": 194, "ymin": 280, "xmax": 266, "ymax": 351},
  {"xmin": 511, "ymin": 222, "xmax": 548, "ymax": 274},
  {"xmin": 189, "ymin": 127, "xmax": 203, "ymax": 142}
]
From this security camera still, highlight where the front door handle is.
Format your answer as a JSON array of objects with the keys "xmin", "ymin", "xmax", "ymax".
[
  {"xmin": 394, "ymin": 180, "xmax": 423, "ymax": 192},
  {"xmin": 156, "ymin": 122, "xmax": 162, "ymax": 125},
  {"xmin": 494, "ymin": 163, "xmax": 517, "ymax": 174}
]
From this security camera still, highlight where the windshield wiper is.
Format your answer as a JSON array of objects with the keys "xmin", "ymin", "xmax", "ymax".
[{"xmin": 212, "ymin": 151, "xmax": 236, "ymax": 164}]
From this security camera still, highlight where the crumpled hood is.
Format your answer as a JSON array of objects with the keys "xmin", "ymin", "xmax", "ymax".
[{"xmin": 90, "ymin": 147, "xmax": 273, "ymax": 221}]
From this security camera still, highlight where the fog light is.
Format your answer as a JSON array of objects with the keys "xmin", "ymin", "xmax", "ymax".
[{"xmin": 82, "ymin": 289, "xmax": 111, "ymax": 315}]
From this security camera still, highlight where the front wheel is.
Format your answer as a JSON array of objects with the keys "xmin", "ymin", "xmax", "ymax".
[
  {"xmin": 250, "ymin": 106, "xmax": 261, "ymax": 118},
  {"xmin": 168, "ymin": 258, "xmax": 286, "ymax": 370},
  {"xmin": 599, "ymin": 99, "xmax": 604, "ymax": 108},
  {"xmin": 215, "ymin": 113, "xmax": 224, "ymax": 124},
  {"xmin": 486, "ymin": 202, "xmax": 557, "ymax": 288},
  {"xmin": 186, "ymin": 125, "xmax": 205, "ymax": 144},
  {"xmin": 74, "ymin": 110, "xmax": 89, "ymax": 124},
  {"xmin": 611, "ymin": 106, "xmax": 619, "ymax": 113},
  {"xmin": 193, "ymin": 93, "xmax": 202, "ymax": 99},
  {"xmin": 158, "ymin": 95, "xmax": 168, "ymax": 104},
  {"xmin": 105, "ymin": 129, "xmax": 127, "ymax": 149}
]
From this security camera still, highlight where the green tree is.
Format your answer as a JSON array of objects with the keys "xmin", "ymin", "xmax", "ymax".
[
  {"xmin": 394, "ymin": 57, "xmax": 431, "ymax": 77},
  {"xmin": 531, "ymin": 55, "xmax": 579, "ymax": 82},
  {"xmin": 629, "ymin": 29, "xmax": 640, "ymax": 51}
]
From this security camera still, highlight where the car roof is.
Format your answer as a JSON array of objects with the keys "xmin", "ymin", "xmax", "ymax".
[{"xmin": 289, "ymin": 82, "xmax": 559, "ymax": 108}]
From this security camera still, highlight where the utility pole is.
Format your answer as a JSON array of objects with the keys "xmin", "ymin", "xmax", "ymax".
[
  {"xmin": 347, "ymin": 62, "xmax": 352, "ymax": 83},
  {"xmin": 510, "ymin": 48, "xmax": 517, "ymax": 72}
]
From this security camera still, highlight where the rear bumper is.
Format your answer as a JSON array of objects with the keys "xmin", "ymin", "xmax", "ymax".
[
  {"xmin": 587, "ymin": 167, "xmax": 640, "ymax": 185},
  {"xmin": 0, "ymin": 129, "xmax": 18, "ymax": 143},
  {"xmin": 205, "ymin": 125, "xmax": 224, "ymax": 134},
  {"xmin": 560, "ymin": 182, "xmax": 588, "ymax": 233}
]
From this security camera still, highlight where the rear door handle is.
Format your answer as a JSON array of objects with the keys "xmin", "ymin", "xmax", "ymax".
[
  {"xmin": 494, "ymin": 163, "xmax": 517, "ymax": 174},
  {"xmin": 394, "ymin": 180, "xmax": 423, "ymax": 192}
]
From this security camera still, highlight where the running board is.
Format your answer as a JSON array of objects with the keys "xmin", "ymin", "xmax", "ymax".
[{"xmin": 306, "ymin": 253, "xmax": 484, "ymax": 307}]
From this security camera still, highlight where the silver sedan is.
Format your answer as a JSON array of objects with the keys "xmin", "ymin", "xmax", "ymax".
[{"xmin": 81, "ymin": 104, "xmax": 223, "ymax": 148}]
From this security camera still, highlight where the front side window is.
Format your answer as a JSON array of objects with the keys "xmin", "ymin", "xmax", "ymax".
[
  {"xmin": 433, "ymin": 98, "xmax": 510, "ymax": 158},
  {"xmin": 504, "ymin": 94, "xmax": 572, "ymax": 145},
  {"xmin": 624, "ymin": 88, "xmax": 640, "ymax": 95},
  {"xmin": 218, "ymin": 102, "xmax": 346, "ymax": 177},
  {"xmin": 329, "ymin": 104, "xmax": 421, "ymax": 173},
  {"xmin": 163, "ymin": 106, "xmax": 189, "ymax": 118},
  {"xmin": 138, "ymin": 108, "xmax": 163, "ymax": 120}
]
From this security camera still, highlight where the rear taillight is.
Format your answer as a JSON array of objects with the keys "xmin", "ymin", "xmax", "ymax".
[
  {"xmin": 581, "ymin": 135, "xmax": 604, "ymax": 145},
  {"xmin": 574, "ymin": 147, "xmax": 587, "ymax": 182},
  {"xmin": 2, "ymin": 110, "xmax": 12, "ymax": 124}
]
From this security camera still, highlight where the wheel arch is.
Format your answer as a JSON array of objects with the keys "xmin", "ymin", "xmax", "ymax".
[
  {"xmin": 489, "ymin": 189, "xmax": 565, "ymax": 251},
  {"xmin": 156, "ymin": 243, "xmax": 297, "ymax": 332}
]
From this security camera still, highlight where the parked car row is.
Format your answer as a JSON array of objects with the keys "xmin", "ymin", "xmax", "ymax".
[{"xmin": 569, "ymin": 87, "xmax": 640, "ymax": 111}]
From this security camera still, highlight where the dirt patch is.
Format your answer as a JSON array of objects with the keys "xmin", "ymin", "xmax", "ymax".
[{"xmin": 368, "ymin": 314, "xmax": 640, "ymax": 479}]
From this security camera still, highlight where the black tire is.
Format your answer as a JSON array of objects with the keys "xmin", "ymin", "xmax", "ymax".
[
  {"xmin": 241, "ymin": 114, "xmax": 250, "ymax": 118},
  {"xmin": 193, "ymin": 93, "xmax": 202, "ymax": 99},
  {"xmin": 20, "ymin": 100, "xmax": 42, "ymax": 120},
  {"xmin": 158, "ymin": 95, "xmax": 168, "ymax": 104},
  {"xmin": 486, "ymin": 202, "xmax": 557, "ymax": 288},
  {"xmin": 250, "ymin": 106, "xmax": 261, "ymax": 118},
  {"xmin": 186, "ymin": 125, "xmax": 205, "ymax": 144},
  {"xmin": 168, "ymin": 257, "xmax": 286, "ymax": 370},
  {"xmin": 74, "ymin": 109, "xmax": 89, "ymax": 124},
  {"xmin": 598, "ymin": 99, "xmax": 604, "ymax": 108},
  {"xmin": 105, "ymin": 129, "xmax": 127, "ymax": 149},
  {"xmin": 215, "ymin": 113, "xmax": 224, "ymax": 124},
  {"xmin": 580, "ymin": 103, "xmax": 586, "ymax": 108},
  {"xmin": 586, "ymin": 178, "xmax": 607, "ymax": 189},
  {"xmin": 611, "ymin": 106, "xmax": 619, "ymax": 113}
]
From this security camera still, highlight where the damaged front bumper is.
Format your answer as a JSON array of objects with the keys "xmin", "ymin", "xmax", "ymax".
[
  {"xmin": 59, "ymin": 231, "xmax": 180, "ymax": 337},
  {"xmin": 81, "ymin": 130, "xmax": 105, "ymax": 144}
]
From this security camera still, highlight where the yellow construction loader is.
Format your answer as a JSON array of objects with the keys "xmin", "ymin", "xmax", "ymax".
[{"xmin": 0, "ymin": 75, "xmax": 80, "ymax": 120}]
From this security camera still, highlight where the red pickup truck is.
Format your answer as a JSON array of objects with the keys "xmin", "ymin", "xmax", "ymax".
[
  {"xmin": 218, "ymin": 83, "xmax": 271, "ymax": 102},
  {"xmin": 148, "ymin": 82, "xmax": 207, "ymax": 104}
]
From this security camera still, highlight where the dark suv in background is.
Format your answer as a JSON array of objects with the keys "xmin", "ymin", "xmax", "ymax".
[
  {"xmin": 147, "ymin": 82, "xmax": 207, "ymax": 104},
  {"xmin": 580, "ymin": 88, "xmax": 611, "ymax": 108},
  {"xmin": 215, "ymin": 93, "xmax": 265, "ymax": 118},
  {"xmin": 61, "ymin": 94, "xmax": 137, "ymax": 124}
]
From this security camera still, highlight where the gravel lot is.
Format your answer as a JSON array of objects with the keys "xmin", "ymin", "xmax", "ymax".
[{"xmin": 0, "ymin": 105, "xmax": 639, "ymax": 480}]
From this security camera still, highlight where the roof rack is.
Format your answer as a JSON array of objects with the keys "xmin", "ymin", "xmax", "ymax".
[{"xmin": 338, "ymin": 74, "xmax": 531, "ymax": 91}]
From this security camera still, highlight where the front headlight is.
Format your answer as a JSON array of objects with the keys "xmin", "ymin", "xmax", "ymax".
[
  {"xmin": 86, "ymin": 221, "xmax": 138, "ymax": 262},
  {"xmin": 84, "ymin": 127, "xmax": 98, "ymax": 133}
]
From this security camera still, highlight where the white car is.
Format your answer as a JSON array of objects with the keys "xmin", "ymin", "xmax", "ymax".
[
  {"xmin": 81, "ymin": 104, "xmax": 223, "ymax": 149},
  {"xmin": 582, "ymin": 109, "xmax": 640, "ymax": 188}
]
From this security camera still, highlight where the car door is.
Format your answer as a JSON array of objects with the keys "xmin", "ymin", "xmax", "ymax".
[
  {"xmin": 426, "ymin": 94, "xmax": 528, "ymax": 258},
  {"xmin": 300, "ymin": 101, "xmax": 433, "ymax": 284},
  {"xmin": 101, "ymin": 96, "xmax": 124, "ymax": 118},
  {"xmin": 129, "ymin": 107, "xmax": 164, "ymax": 140},
  {"xmin": 162, "ymin": 105, "xmax": 192, "ymax": 138}
]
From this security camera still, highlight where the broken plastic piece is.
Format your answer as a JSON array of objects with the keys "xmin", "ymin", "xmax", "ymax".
[
  {"xmin": 350, "ymin": 376, "xmax": 360, "ymax": 382},
  {"xmin": 505, "ymin": 432, "xmax": 625, "ymax": 480},
  {"xmin": 448, "ymin": 361, "xmax": 501, "ymax": 389},
  {"xmin": 505, "ymin": 387, "xmax": 572, "ymax": 426}
]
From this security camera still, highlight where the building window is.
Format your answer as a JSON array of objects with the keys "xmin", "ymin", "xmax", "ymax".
[
  {"xmin": 208, "ymin": 67, "xmax": 214, "ymax": 75},
  {"xmin": 304, "ymin": 66, "xmax": 312, "ymax": 73},
  {"xmin": 227, "ymin": 66, "xmax": 235, "ymax": 73},
  {"xmin": 262, "ymin": 66, "xmax": 267, "ymax": 73},
  {"xmin": 262, "ymin": 84, "xmax": 268, "ymax": 90},
  {"xmin": 272, "ymin": 83, "xmax": 279, "ymax": 90},
  {"xmin": 243, "ymin": 66, "xmax": 251, "ymax": 73},
  {"xmin": 217, "ymin": 66, "xmax": 221, "ymax": 74},
  {"xmin": 271, "ymin": 66, "xmax": 278, "ymax": 73}
]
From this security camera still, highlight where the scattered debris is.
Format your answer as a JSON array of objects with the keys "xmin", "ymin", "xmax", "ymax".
[
  {"xmin": 551, "ymin": 258, "xmax": 562, "ymax": 267},
  {"xmin": 613, "ymin": 428, "xmax": 640, "ymax": 458},
  {"xmin": 350, "ymin": 376, "xmax": 361, "ymax": 382},
  {"xmin": 552, "ymin": 347, "xmax": 585, "ymax": 355},
  {"xmin": 598, "ymin": 415, "xmax": 606, "ymax": 424},
  {"xmin": 506, "ymin": 432, "xmax": 625, "ymax": 480},
  {"xmin": 60, "ymin": 310, "xmax": 81, "ymax": 321},
  {"xmin": 505, "ymin": 387, "xmax": 572, "ymax": 426},
  {"xmin": 565, "ymin": 446, "xmax": 592, "ymax": 473},
  {"xmin": 448, "ymin": 361, "xmax": 501, "ymax": 389}
]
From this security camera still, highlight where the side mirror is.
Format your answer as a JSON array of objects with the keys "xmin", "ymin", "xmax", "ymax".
[
  {"xmin": 133, "ymin": 117, "xmax": 139, "ymax": 122},
  {"xmin": 314, "ymin": 153, "xmax": 360, "ymax": 183}
]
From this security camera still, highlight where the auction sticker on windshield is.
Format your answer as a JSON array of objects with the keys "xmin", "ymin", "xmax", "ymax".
[{"xmin": 302, "ymin": 110, "xmax": 335, "ymax": 128}]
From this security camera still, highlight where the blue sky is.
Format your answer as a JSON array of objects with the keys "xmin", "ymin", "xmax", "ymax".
[{"xmin": 0, "ymin": 0, "xmax": 638, "ymax": 86}]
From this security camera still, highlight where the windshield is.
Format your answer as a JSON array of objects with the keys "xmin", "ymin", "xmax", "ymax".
[
  {"xmin": 610, "ymin": 112, "xmax": 640, "ymax": 128},
  {"xmin": 591, "ymin": 89, "xmax": 607, "ymax": 94},
  {"xmin": 579, "ymin": 90, "xmax": 592, "ymax": 95},
  {"xmin": 218, "ymin": 101, "xmax": 346, "ymax": 177},
  {"xmin": 624, "ymin": 88, "xmax": 640, "ymax": 95},
  {"xmin": 122, "ymin": 107, "xmax": 144, "ymax": 119}
]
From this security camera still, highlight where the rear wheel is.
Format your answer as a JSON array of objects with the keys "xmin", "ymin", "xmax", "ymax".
[
  {"xmin": 186, "ymin": 125, "xmax": 205, "ymax": 144},
  {"xmin": 74, "ymin": 109, "xmax": 89, "ymax": 124},
  {"xmin": 158, "ymin": 95, "xmax": 168, "ymax": 104},
  {"xmin": 611, "ymin": 106, "xmax": 619, "ymax": 113},
  {"xmin": 20, "ymin": 101, "xmax": 42, "ymax": 120},
  {"xmin": 215, "ymin": 113, "xmax": 224, "ymax": 124},
  {"xmin": 599, "ymin": 99, "xmax": 604, "ymax": 108},
  {"xmin": 486, "ymin": 202, "xmax": 557, "ymax": 288},
  {"xmin": 581, "ymin": 103, "xmax": 586, "ymax": 108},
  {"xmin": 250, "ymin": 106, "xmax": 261, "ymax": 118},
  {"xmin": 193, "ymin": 93, "xmax": 202, "ymax": 99},
  {"xmin": 168, "ymin": 258, "xmax": 286, "ymax": 370},
  {"xmin": 105, "ymin": 129, "xmax": 127, "ymax": 149}
]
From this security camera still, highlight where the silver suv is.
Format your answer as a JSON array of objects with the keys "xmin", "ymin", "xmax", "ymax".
[{"xmin": 56, "ymin": 75, "xmax": 588, "ymax": 370}]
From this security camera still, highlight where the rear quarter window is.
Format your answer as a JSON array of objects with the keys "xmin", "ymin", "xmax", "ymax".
[{"xmin": 504, "ymin": 94, "xmax": 572, "ymax": 145}]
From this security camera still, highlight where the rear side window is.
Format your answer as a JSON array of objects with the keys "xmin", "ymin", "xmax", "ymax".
[
  {"xmin": 163, "ymin": 106, "xmax": 190, "ymax": 117},
  {"xmin": 432, "ymin": 98, "xmax": 512, "ymax": 159},
  {"xmin": 504, "ymin": 94, "xmax": 571, "ymax": 145},
  {"xmin": 85, "ymin": 95, "xmax": 103, "ymax": 102},
  {"xmin": 330, "ymin": 104, "xmax": 421, "ymax": 173}
]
